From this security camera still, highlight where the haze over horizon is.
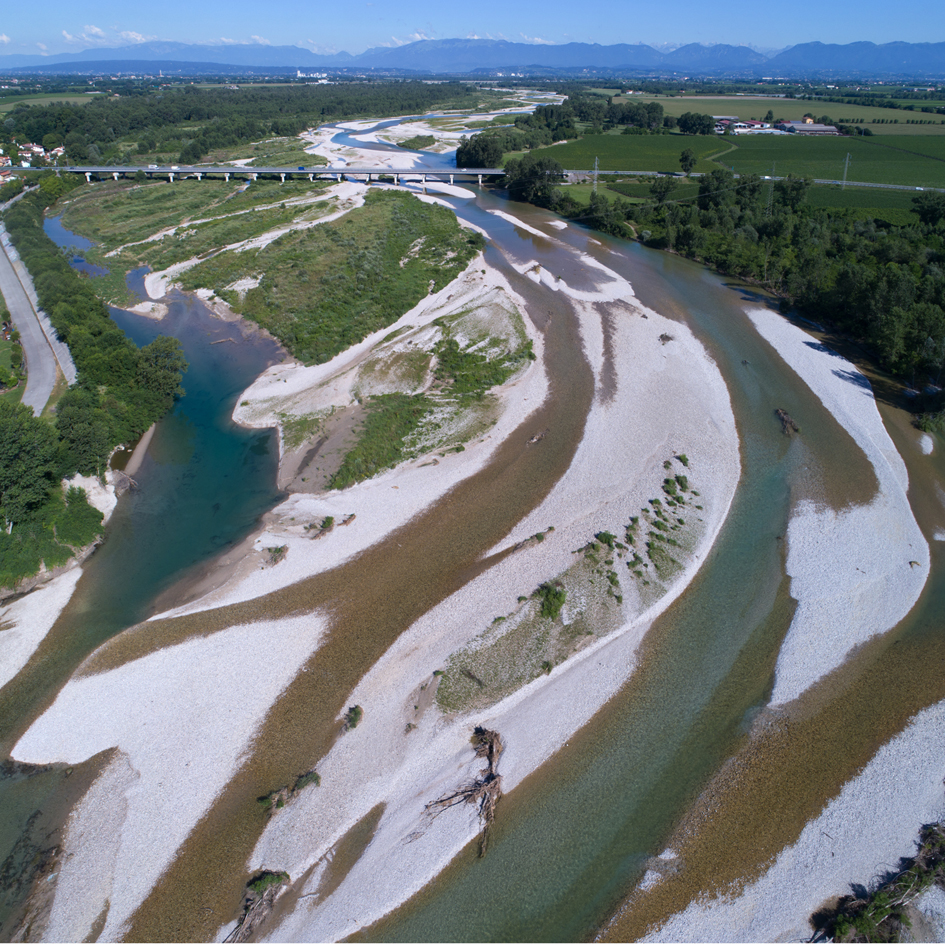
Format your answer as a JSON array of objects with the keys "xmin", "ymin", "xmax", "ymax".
[{"xmin": 0, "ymin": 0, "xmax": 940, "ymax": 60}]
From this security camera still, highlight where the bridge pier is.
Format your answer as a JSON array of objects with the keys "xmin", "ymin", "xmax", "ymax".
[
  {"xmin": 169, "ymin": 173, "xmax": 175, "ymax": 182},
  {"xmin": 368, "ymin": 173, "xmax": 372, "ymax": 182},
  {"xmin": 280, "ymin": 173, "xmax": 285, "ymax": 183},
  {"xmin": 449, "ymin": 174, "xmax": 453, "ymax": 186},
  {"xmin": 195, "ymin": 173, "xmax": 202, "ymax": 181},
  {"xmin": 250, "ymin": 173, "xmax": 257, "ymax": 181},
  {"xmin": 112, "ymin": 172, "xmax": 119, "ymax": 181},
  {"xmin": 85, "ymin": 172, "xmax": 91, "ymax": 182},
  {"xmin": 308, "ymin": 174, "xmax": 313, "ymax": 182},
  {"xmin": 421, "ymin": 174, "xmax": 426, "ymax": 193},
  {"xmin": 224, "ymin": 173, "xmax": 230, "ymax": 182},
  {"xmin": 478, "ymin": 175, "xmax": 483, "ymax": 187},
  {"xmin": 394, "ymin": 174, "xmax": 399, "ymax": 185}
]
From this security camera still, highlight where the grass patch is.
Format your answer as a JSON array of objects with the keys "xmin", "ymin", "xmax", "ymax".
[
  {"xmin": 246, "ymin": 871, "xmax": 289, "ymax": 895},
  {"xmin": 722, "ymin": 134, "xmax": 945, "ymax": 188},
  {"xmin": 398, "ymin": 134, "xmax": 436, "ymax": 150},
  {"xmin": 525, "ymin": 134, "xmax": 725, "ymax": 173},
  {"xmin": 181, "ymin": 189, "xmax": 483, "ymax": 365},
  {"xmin": 329, "ymin": 393, "xmax": 433, "ymax": 490},
  {"xmin": 279, "ymin": 411, "xmax": 325, "ymax": 450}
]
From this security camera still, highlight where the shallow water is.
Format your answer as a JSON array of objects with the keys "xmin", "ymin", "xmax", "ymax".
[
  {"xmin": 0, "ymin": 262, "xmax": 284, "ymax": 931},
  {"xmin": 2, "ymin": 170, "xmax": 941, "ymax": 942}
]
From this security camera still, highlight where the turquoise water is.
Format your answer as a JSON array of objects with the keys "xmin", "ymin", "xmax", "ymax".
[{"xmin": 0, "ymin": 255, "xmax": 284, "ymax": 931}]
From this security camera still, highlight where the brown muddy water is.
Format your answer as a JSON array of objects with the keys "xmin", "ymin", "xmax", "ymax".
[{"xmin": 1, "ymin": 187, "xmax": 942, "ymax": 943}]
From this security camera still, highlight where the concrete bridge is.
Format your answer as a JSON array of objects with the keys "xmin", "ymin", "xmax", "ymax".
[
  {"xmin": 58, "ymin": 164, "xmax": 508, "ymax": 187},
  {"xmin": 48, "ymin": 165, "xmax": 945, "ymax": 195}
]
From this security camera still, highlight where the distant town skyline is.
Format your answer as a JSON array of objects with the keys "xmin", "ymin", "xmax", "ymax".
[{"xmin": 0, "ymin": 0, "xmax": 941, "ymax": 60}]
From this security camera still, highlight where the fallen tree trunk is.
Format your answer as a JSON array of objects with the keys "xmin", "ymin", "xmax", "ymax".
[{"xmin": 426, "ymin": 727, "xmax": 504, "ymax": 856}]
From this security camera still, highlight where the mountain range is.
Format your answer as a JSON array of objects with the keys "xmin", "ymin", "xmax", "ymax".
[{"xmin": 2, "ymin": 38, "xmax": 945, "ymax": 77}]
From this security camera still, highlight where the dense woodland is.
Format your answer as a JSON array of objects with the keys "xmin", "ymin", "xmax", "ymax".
[
  {"xmin": 501, "ymin": 156, "xmax": 945, "ymax": 416},
  {"xmin": 0, "ymin": 183, "xmax": 187, "ymax": 586},
  {"xmin": 456, "ymin": 96, "xmax": 669, "ymax": 166},
  {"xmin": 2, "ymin": 81, "xmax": 475, "ymax": 165}
]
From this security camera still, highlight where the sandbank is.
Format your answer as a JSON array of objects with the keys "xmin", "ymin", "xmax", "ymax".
[
  {"xmin": 640, "ymin": 696, "xmax": 945, "ymax": 942},
  {"xmin": 0, "ymin": 569, "xmax": 83, "ymax": 693},
  {"xmin": 11, "ymin": 613, "xmax": 326, "ymax": 942},
  {"xmin": 234, "ymin": 262, "xmax": 740, "ymax": 940},
  {"xmin": 747, "ymin": 309, "xmax": 928, "ymax": 707}
]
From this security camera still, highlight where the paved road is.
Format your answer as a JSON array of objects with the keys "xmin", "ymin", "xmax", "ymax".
[{"xmin": 0, "ymin": 227, "xmax": 63, "ymax": 414}]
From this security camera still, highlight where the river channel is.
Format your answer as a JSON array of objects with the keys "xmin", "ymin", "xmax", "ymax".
[{"xmin": 0, "ymin": 128, "xmax": 942, "ymax": 941}]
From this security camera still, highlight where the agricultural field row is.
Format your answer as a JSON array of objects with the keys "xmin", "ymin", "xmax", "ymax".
[
  {"xmin": 615, "ymin": 94, "xmax": 945, "ymax": 134},
  {"xmin": 537, "ymin": 132, "xmax": 945, "ymax": 188}
]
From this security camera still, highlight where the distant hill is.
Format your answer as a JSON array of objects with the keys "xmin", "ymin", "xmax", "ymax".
[{"xmin": 2, "ymin": 37, "xmax": 945, "ymax": 77}]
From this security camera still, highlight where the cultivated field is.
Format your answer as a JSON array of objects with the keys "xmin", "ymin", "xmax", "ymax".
[{"xmin": 619, "ymin": 94, "xmax": 945, "ymax": 134}]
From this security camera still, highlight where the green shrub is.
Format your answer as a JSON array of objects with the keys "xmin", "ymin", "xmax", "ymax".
[
  {"xmin": 344, "ymin": 705, "xmax": 363, "ymax": 729},
  {"xmin": 537, "ymin": 581, "xmax": 566, "ymax": 620}
]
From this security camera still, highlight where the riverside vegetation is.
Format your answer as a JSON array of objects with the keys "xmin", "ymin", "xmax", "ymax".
[
  {"xmin": 435, "ymin": 455, "xmax": 702, "ymax": 714},
  {"xmin": 497, "ymin": 150, "xmax": 945, "ymax": 422},
  {"xmin": 0, "ymin": 182, "xmax": 188, "ymax": 588}
]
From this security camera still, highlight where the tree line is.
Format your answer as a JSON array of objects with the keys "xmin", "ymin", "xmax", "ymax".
[
  {"xmin": 500, "ymin": 153, "xmax": 945, "ymax": 409},
  {"xmin": 0, "ymin": 181, "xmax": 188, "ymax": 585},
  {"xmin": 3, "ymin": 81, "xmax": 475, "ymax": 166}
]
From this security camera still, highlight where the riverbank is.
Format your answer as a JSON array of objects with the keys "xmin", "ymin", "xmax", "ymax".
[
  {"xmin": 7, "ymin": 197, "xmax": 742, "ymax": 940},
  {"xmin": 202, "ymin": 246, "xmax": 741, "ymax": 940},
  {"xmin": 746, "ymin": 308, "xmax": 928, "ymax": 706}
]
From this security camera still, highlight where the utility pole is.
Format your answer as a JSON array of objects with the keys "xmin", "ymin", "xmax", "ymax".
[
  {"xmin": 765, "ymin": 162, "xmax": 775, "ymax": 217},
  {"xmin": 842, "ymin": 152, "xmax": 851, "ymax": 191},
  {"xmin": 593, "ymin": 156, "xmax": 598, "ymax": 196}
]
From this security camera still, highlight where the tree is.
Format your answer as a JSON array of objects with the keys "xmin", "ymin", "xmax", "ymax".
[
  {"xmin": 0, "ymin": 401, "xmax": 60, "ymax": 528},
  {"xmin": 679, "ymin": 148, "xmax": 696, "ymax": 175},
  {"xmin": 455, "ymin": 134, "xmax": 503, "ymax": 168},
  {"xmin": 649, "ymin": 175, "xmax": 678, "ymax": 205},
  {"xmin": 775, "ymin": 174, "xmax": 812, "ymax": 211},
  {"xmin": 678, "ymin": 112, "xmax": 716, "ymax": 135},
  {"xmin": 913, "ymin": 192, "xmax": 945, "ymax": 226},
  {"xmin": 698, "ymin": 168, "xmax": 735, "ymax": 210},
  {"xmin": 502, "ymin": 154, "xmax": 564, "ymax": 209},
  {"xmin": 137, "ymin": 335, "xmax": 187, "ymax": 406}
]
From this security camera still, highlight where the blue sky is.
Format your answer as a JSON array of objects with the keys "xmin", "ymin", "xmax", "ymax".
[{"xmin": 0, "ymin": 0, "xmax": 941, "ymax": 58}]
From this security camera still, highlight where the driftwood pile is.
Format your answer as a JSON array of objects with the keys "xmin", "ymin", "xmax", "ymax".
[
  {"xmin": 224, "ymin": 872, "xmax": 289, "ymax": 943},
  {"xmin": 426, "ymin": 727, "xmax": 503, "ymax": 856},
  {"xmin": 776, "ymin": 408, "xmax": 800, "ymax": 436}
]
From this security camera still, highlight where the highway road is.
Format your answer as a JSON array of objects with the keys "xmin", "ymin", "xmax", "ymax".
[{"xmin": 0, "ymin": 227, "xmax": 60, "ymax": 414}]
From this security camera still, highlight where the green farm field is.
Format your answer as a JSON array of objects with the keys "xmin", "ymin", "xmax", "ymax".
[
  {"xmin": 0, "ymin": 93, "xmax": 97, "ymax": 114},
  {"xmin": 517, "ymin": 134, "xmax": 729, "ymax": 173},
  {"xmin": 623, "ymin": 95, "xmax": 945, "ymax": 134},
  {"xmin": 721, "ymin": 134, "xmax": 945, "ymax": 187}
]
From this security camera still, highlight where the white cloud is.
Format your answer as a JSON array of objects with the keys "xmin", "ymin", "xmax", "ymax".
[
  {"xmin": 84, "ymin": 25, "xmax": 106, "ymax": 38},
  {"xmin": 119, "ymin": 31, "xmax": 150, "ymax": 44},
  {"xmin": 250, "ymin": 35, "xmax": 270, "ymax": 45},
  {"xmin": 216, "ymin": 37, "xmax": 239, "ymax": 44},
  {"xmin": 519, "ymin": 33, "xmax": 554, "ymax": 44},
  {"xmin": 407, "ymin": 30, "xmax": 431, "ymax": 42},
  {"xmin": 36, "ymin": 42, "xmax": 47, "ymax": 52},
  {"xmin": 62, "ymin": 30, "xmax": 78, "ymax": 43},
  {"xmin": 0, "ymin": 34, "xmax": 10, "ymax": 45}
]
